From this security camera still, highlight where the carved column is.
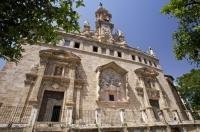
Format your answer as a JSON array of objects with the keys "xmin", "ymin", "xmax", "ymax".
[
  {"xmin": 95, "ymin": 108, "xmax": 101, "ymax": 125},
  {"xmin": 63, "ymin": 64, "xmax": 76, "ymax": 124},
  {"xmin": 106, "ymin": 48, "xmax": 110, "ymax": 55},
  {"xmin": 136, "ymin": 78, "xmax": 145, "ymax": 108},
  {"xmin": 28, "ymin": 105, "xmax": 38, "ymax": 127},
  {"xmin": 66, "ymin": 106, "xmax": 73, "ymax": 125},
  {"xmin": 120, "ymin": 109, "xmax": 125, "ymax": 124},
  {"xmin": 155, "ymin": 80, "xmax": 171, "ymax": 122},
  {"xmin": 75, "ymin": 85, "xmax": 82, "ymax": 119},
  {"xmin": 96, "ymin": 71, "xmax": 101, "ymax": 100},
  {"xmin": 141, "ymin": 77, "xmax": 156, "ymax": 123},
  {"xmin": 65, "ymin": 65, "xmax": 76, "ymax": 105},
  {"xmin": 29, "ymin": 64, "xmax": 46, "ymax": 104}
]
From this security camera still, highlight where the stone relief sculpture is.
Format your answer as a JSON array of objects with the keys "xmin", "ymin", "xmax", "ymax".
[
  {"xmin": 99, "ymin": 68, "xmax": 126, "ymax": 101},
  {"xmin": 113, "ymin": 29, "xmax": 127, "ymax": 46},
  {"xmin": 99, "ymin": 69, "xmax": 122, "ymax": 89}
]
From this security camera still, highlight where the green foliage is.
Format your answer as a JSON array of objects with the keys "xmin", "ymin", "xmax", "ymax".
[
  {"xmin": 0, "ymin": 0, "xmax": 84, "ymax": 62},
  {"xmin": 161, "ymin": 0, "xmax": 200, "ymax": 66},
  {"xmin": 176, "ymin": 69, "xmax": 200, "ymax": 110}
]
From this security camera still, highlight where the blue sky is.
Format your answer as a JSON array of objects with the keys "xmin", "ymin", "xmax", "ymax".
[
  {"xmin": 0, "ymin": 0, "xmax": 196, "ymax": 79},
  {"xmin": 76, "ymin": 0, "xmax": 195, "ymax": 79}
]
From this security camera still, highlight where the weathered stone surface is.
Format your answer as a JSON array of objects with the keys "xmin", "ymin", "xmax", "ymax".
[{"xmin": 0, "ymin": 4, "xmax": 199, "ymax": 132}]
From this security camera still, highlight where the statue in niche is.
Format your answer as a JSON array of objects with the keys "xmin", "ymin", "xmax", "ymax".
[
  {"xmin": 144, "ymin": 79, "xmax": 152, "ymax": 88},
  {"xmin": 54, "ymin": 66, "xmax": 63, "ymax": 76}
]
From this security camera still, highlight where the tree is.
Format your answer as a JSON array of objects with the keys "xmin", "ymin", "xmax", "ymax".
[
  {"xmin": 0, "ymin": 0, "xmax": 84, "ymax": 62},
  {"xmin": 176, "ymin": 69, "xmax": 200, "ymax": 110},
  {"xmin": 161, "ymin": 0, "xmax": 200, "ymax": 67}
]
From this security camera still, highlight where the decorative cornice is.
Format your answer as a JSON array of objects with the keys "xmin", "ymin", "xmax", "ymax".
[
  {"xmin": 57, "ymin": 32, "xmax": 159, "ymax": 61},
  {"xmin": 39, "ymin": 49, "xmax": 81, "ymax": 64},
  {"xmin": 74, "ymin": 79, "xmax": 85, "ymax": 86},
  {"xmin": 135, "ymin": 67, "xmax": 159, "ymax": 78},
  {"xmin": 61, "ymin": 46, "xmax": 162, "ymax": 72},
  {"xmin": 96, "ymin": 100, "xmax": 129, "ymax": 108},
  {"xmin": 96, "ymin": 61, "xmax": 127, "ymax": 75},
  {"xmin": 43, "ymin": 75, "xmax": 70, "ymax": 84},
  {"xmin": 65, "ymin": 101, "xmax": 75, "ymax": 106}
]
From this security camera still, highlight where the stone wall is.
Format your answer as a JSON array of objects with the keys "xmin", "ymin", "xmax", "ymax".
[
  {"xmin": 0, "ymin": 45, "xmax": 47, "ymax": 106},
  {"xmin": 0, "ymin": 35, "xmax": 197, "ymax": 131}
]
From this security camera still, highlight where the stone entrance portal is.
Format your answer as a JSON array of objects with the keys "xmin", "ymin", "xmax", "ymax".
[
  {"xmin": 171, "ymin": 127, "xmax": 181, "ymax": 132},
  {"xmin": 37, "ymin": 90, "xmax": 64, "ymax": 122}
]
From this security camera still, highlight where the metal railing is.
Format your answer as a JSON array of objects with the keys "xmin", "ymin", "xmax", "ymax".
[
  {"xmin": 0, "ymin": 106, "xmax": 32, "ymax": 124},
  {"xmin": 74, "ymin": 109, "xmax": 143, "ymax": 127},
  {"xmin": 0, "ymin": 106, "xmax": 199, "ymax": 127}
]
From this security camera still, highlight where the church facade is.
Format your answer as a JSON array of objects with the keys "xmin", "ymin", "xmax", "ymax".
[{"xmin": 0, "ymin": 4, "xmax": 199, "ymax": 132}]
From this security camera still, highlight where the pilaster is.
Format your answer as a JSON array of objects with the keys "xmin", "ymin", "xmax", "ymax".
[
  {"xmin": 75, "ymin": 85, "xmax": 82, "ymax": 120},
  {"xmin": 141, "ymin": 77, "xmax": 156, "ymax": 123},
  {"xmin": 65, "ymin": 66, "xmax": 76, "ymax": 106},
  {"xmin": 29, "ymin": 64, "xmax": 46, "ymax": 104}
]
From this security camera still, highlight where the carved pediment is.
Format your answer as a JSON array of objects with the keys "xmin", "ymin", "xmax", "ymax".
[
  {"xmin": 96, "ymin": 61, "xmax": 127, "ymax": 75},
  {"xmin": 39, "ymin": 49, "xmax": 81, "ymax": 63},
  {"xmin": 135, "ymin": 67, "xmax": 159, "ymax": 78},
  {"xmin": 97, "ymin": 62, "xmax": 128, "ymax": 102}
]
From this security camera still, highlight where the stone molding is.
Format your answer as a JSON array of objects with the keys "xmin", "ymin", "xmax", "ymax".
[
  {"xmin": 96, "ymin": 100, "xmax": 129, "ymax": 108},
  {"xmin": 39, "ymin": 49, "xmax": 81, "ymax": 65},
  {"xmin": 96, "ymin": 61, "xmax": 127, "ymax": 75},
  {"xmin": 57, "ymin": 32, "xmax": 159, "ymax": 61},
  {"xmin": 42, "ymin": 75, "xmax": 70, "ymax": 84},
  {"xmin": 135, "ymin": 67, "xmax": 159, "ymax": 78}
]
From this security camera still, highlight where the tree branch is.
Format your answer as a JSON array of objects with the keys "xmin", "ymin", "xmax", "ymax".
[{"xmin": 185, "ymin": 1, "xmax": 200, "ymax": 7}]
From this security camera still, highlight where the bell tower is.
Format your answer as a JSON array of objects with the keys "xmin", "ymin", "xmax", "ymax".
[{"xmin": 95, "ymin": 3, "xmax": 114, "ymax": 43}]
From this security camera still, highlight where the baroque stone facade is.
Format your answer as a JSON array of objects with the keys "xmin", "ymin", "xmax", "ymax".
[{"xmin": 0, "ymin": 4, "xmax": 200, "ymax": 132}]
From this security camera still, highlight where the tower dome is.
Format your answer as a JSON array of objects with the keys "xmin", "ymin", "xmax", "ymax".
[{"xmin": 95, "ymin": 2, "xmax": 112, "ymax": 22}]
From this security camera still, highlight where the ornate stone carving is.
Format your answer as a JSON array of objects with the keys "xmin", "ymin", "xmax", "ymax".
[
  {"xmin": 97, "ymin": 62, "xmax": 128, "ymax": 102},
  {"xmin": 147, "ymin": 89, "xmax": 160, "ymax": 100},
  {"xmin": 99, "ymin": 69, "xmax": 122, "ymax": 90},
  {"xmin": 39, "ymin": 49, "xmax": 81, "ymax": 64},
  {"xmin": 54, "ymin": 66, "xmax": 63, "ymax": 76},
  {"xmin": 52, "ymin": 83, "xmax": 60, "ymax": 89},
  {"xmin": 113, "ymin": 29, "xmax": 127, "ymax": 46},
  {"xmin": 81, "ymin": 21, "xmax": 95, "ymax": 38},
  {"xmin": 136, "ymin": 87, "xmax": 144, "ymax": 96},
  {"xmin": 24, "ymin": 64, "xmax": 39, "ymax": 85},
  {"xmin": 135, "ymin": 67, "xmax": 159, "ymax": 78},
  {"xmin": 25, "ymin": 73, "xmax": 38, "ymax": 85},
  {"xmin": 96, "ymin": 100, "xmax": 129, "ymax": 108},
  {"xmin": 43, "ymin": 75, "xmax": 70, "ymax": 85}
]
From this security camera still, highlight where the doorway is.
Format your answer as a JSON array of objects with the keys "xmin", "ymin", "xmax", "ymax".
[
  {"xmin": 37, "ymin": 90, "xmax": 64, "ymax": 122},
  {"xmin": 171, "ymin": 127, "xmax": 181, "ymax": 132},
  {"xmin": 51, "ymin": 105, "xmax": 61, "ymax": 122}
]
